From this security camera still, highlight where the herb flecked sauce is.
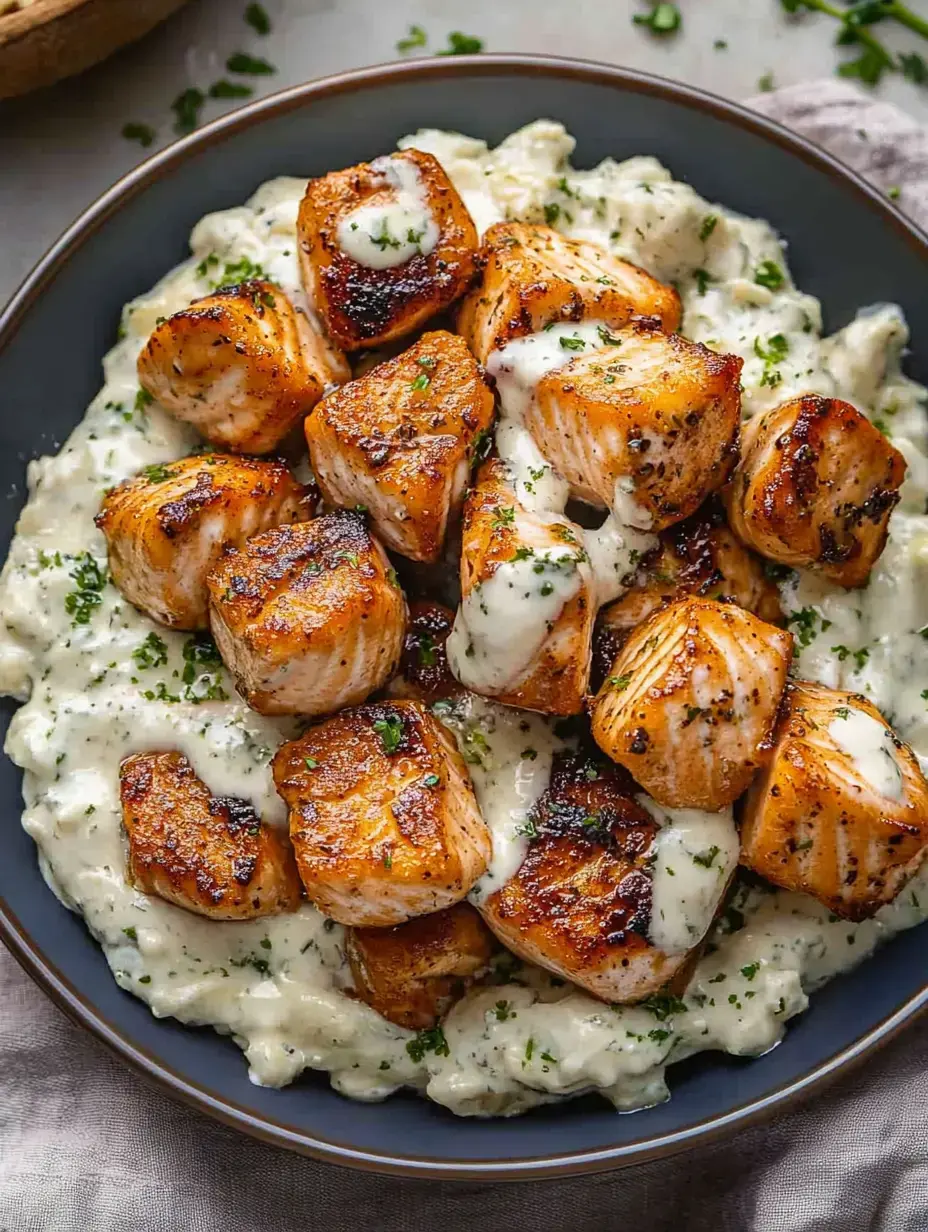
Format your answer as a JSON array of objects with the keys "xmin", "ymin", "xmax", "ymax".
[{"xmin": 1, "ymin": 121, "xmax": 926, "ymax": 1118}]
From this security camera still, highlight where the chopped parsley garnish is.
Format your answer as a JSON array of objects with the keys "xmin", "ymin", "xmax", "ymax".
[
  {"xmin": 180, "ymin": 633, "xmax": 228, "ymax": 703},
  {"xmin": 470, "ymin": 426, "xmax": 494, "ymax": 470},
  {"xmin": 209, "ymin": 79, "xmax": 254, "ymax": 99},
  {"xmin": 834, "ymin": 706, "xmax": 850, "ymax": 720},
  {"xmin": 423, "ymin": 773, "xmax": 440, "ymax": 788},
  {"xmin": 632, "ymin": 2, "xmax": 682, "ymax": 35},
  {"xmin": 396, "ymin": 23, "xmax": 427, "ymax": 52},
  {"xmin": 438, "ymin": 31, "xmax": 484, "ymax": 55},
  {"xmin": 122, "ymin": 926, "xmax": 138, "ymax": 942},
  {"xmin": 135, "ymin": 388, "xmax": 154, "ymax": 412},
  {"xmin": 406, "ymin": 1026, "xmax": 450, "ymax": 1062},
  {"xmin": 607, "ymin": 674, "xmax": 632, "ymax": 690},
  {"xmin": 171, "ymin": 88, "xmax": 206, "ymax": 135},
  {"xmin": 788, "ymin": 606, "xmax": 824, "ymax": 647},
  {"xmin": 693, "ymin": 845, "xmax": 721, "ymax": 868},
  {"xmin": 693, "ymin": 268, "xmax": 713, "ymax": 295},
  {"xmin": 758, "ymin": 71, "xmax": 776, "ymax": 92},
  {"xmin": 122, "ymin": 123, "xmax": 155, "ymax": 147},
  {"xmin": 64, "ymin": 554, "xmax": 107, "ymax": 626},
  {"xmin": 410, "ymin": 372, "xmax": 430, "ymax": 392},
  {"xmin": 643, "ymin": 994, "xmax": 688, "ymax": 1021},
  {"xmin": 754, "ymin": 259, "xmax": 785, "ymax": 290},
  {"xmin": 373, "ymin": 714, "xmax": 404, "ymax": 755},
  {"xmin": 515, "ymin": 817, "xmax": 539, "ymax": 840},
  {"xmin": 544, "ymin": 202, "xmax": 561, "ymax": 224},
  {"xmin": 417, "ymin": 635, "xmax": 437, "ymax": 668},
  {"xmin": 521, "ymin": 748, "xmax": 538, "ymax": 761},
  {"xmin": 524, "ymin": 1037, "xmax": 535, "ymax": 1062},
  {"xmin": 597, "ymin": 325, "xmax": 621, "ymax": 345},
  {"xmin": 510, "ymin": 546, "xmax": 535, "ymax": 563},
  {"xmin": 141, "ymin": 463, "xmax": 176, "ymax": 484},
  {"xmin": 559, "ymin": 334, "xmax": 587, "ymax": 351},
  {"xmin": 699, "ymin": 214, "xmax": 718, "ymax": 242},
  {"xmin": 900, "ymin": 51, "xmax": 928, "ymax": 84},
  {"xmin": 493, "ymin": 1000, "xmax": 513, "ymax": 1021},
  {"xmin": 304, "ymin": 757, "xmax": 319, "ymax": 771},
  {"xmin": 215, "ymin": 255, "xmax": 265, "ymax": 286},
  {"xmin": 244, "ymin": 2, "xmax": 271, "ymax": 34},
  {"xmin": 492, "ymin": 506, "xmax": 516, "ymax": 528},
  {"xmin": 133, "ymin": 632, "xmax": 168, "ymax": 670},
  {"xmin": 648, "ymin": 1028, "xmax": 670, "ymax": 1043},
  {"xmin": 740, "ymin": 962, "xmax": 760, "ymax": 981},
  {"xmin": 226, "ymin": 52, "xmax": 276, "ymax": 75}
]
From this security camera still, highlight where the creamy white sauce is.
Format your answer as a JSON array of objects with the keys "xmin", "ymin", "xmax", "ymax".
[
  {"xmin": 446, "ymin": 545, "xmax": 587, "ymax": 694},
  {"xmin": 639, "ymin": 798, "xmax": 740, "ymax": 955},
  {"xmin": 828, "ymin": 707, "xmax": 905, "ymax": 801},
  {"xmin": 432, "ymin": 694, "xmax": 564, "ymax": 905},
  {"xmin": 1, "ymin": 121, "xmax": 926, "ymax": 1119},
  {"xmin": 336, "ymin": 155, "xmax": 439, "ymax": 270}
]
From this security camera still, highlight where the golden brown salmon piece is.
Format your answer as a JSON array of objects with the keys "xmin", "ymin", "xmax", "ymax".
[
  {"xmin": 529, "ymin": 321, "xmax": 742, "ymax": 529},
  {"xmin": 272, "ymin": 700, "xmax": 491, "ymax": 926},
  {"xmin": 387, "ymin": 599, "xmax": 462, "ymax": 704},
  {"xmin": 137, "ymin": 281, "xmax": 349, "ymax": 454},
  {"xmin": 724, "ymin": 394, "xmax": 906, "ymax": 588},
  {"xmin": 96, "ymin": 454, "xmax": 310, "ymax": 631},
  {"xmin": 207, "ymin": 511, "xmax": 406, "ymax": 716},
  {"xmin": 346, "ymin": 902, "xmax": 495, "ymax": 1029},
  {"xmin": 479, "ymin": 752, "xmax": 689, "ymax": 1002},
  {"xmin": 592, "ymin": 499, "xmax": 782, "ymax": 690},
  {"xmin": 305, "ymin": 331, "xmax": 495, "ymax": 562},
  {"xmin": 591, "ymin": 597, "xmax": 792, "ymax": 811},
  {"xmin": 740, "ymin": 681, "xmax": 928, "ymax": 920},
  {"xmin": 446, "ymin": 457, "xmax": 596, "ymax": 716},
  {"xmin": 120, "ymin": 751, "xmax": 301, "ymax": 920},
  {"xmin": 297, "ymin": 149, "xmax": 478, "ymax": 352},
  {"xmin": 456, "ymin": 222, "xmax": 681, "ymax": 363}
]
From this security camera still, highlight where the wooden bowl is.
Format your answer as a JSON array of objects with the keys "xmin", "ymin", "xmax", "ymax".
[{"xmin": 0, "ymin": 0, "xmax": 189, "ymax": 100}]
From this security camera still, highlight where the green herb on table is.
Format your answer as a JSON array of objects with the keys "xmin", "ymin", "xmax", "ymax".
[
  {"xmin": 438, "ymin": 31, "xmax": 484, "ymax": 55},
  {"xmin": 396, "ymin": 23, "xmax": 427, "ymax": 52},
  {"xmin": 244, "ymin": 2, "xmax": 271, "ymax": 35},
  {"xmin": 226, "ymin": 52, "xmax": 276, "ymax": 75},
  {"xmin": 780, "ymin": 1, "xmax": 928, "ymax": 89},
  {"xmin": 209, "ymin": 80, "xmax": 254, "ymax": 99},
  {"xmin": 632, "ymin": 3, "xmax": 682, "ymax": 35},
  {"xmin": 171, "ymin": 88, "xmax": 205, "ymax": 135},
  {"xmin": 122, "ymin": 123, "xmax": 156, "ymax": 148}
]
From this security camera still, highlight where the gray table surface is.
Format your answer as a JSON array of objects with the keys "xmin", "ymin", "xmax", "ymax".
[{"xmin": 3, "ymin": 0, "xmax": 928, "ymax": 307}]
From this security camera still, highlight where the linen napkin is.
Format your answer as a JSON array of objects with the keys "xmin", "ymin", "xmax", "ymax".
[{"xmin": 1, "ymin": 78, "xmax": 926, "ymax": 1232}]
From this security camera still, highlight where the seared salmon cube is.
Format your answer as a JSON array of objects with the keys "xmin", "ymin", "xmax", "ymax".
[
  {"xmin": 725, "ymin": 394, "xmax": 906, "ymax": 588},
  {"xmin": 297, "ymin": 149, "xmax": 479, "ymax": 351},
  {"xmin": 445, "ymin": 457, "xmax": 596, "ymax": 716},
  {"xmin": 346, "ymin": 902, "xmax": 495, "ymax": 1029},
  {"xmin": 207, "ymin": 511, "xmax": 406, "ymax": 716},
  {"xmin": 137, "ymin": 281, "xmax": 349, "ymax": 454},
  {"xmin": 740, "ymin": 681, "xmax": 928, "ymax": 919},
  {"xmin": 529, "ymin": 321, "xmax": 742, "ymax": 529},
  {"xmin": 591, "ymin": 597, "xmax": 792, "ymax": 811},
  {"xmin": 96, "ymin": 453, "xmax": 309, "ymax": 630},
  {"xmin": 272, "ymin": 700, "xmax": 491, "ymax": 926},
  {"xmin": 120, "ymin": 750, "xmax": 301, "ymax": 920},
  {"xmin": 456, "ymin": 221, "xmax": 681, "ymax": 363},
  {"xmin": 305, "ymin": 331, "xmax": 494, "ymax": 562}
]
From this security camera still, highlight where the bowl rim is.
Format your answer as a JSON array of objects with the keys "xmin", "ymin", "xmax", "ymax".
[{"xmin": 1, "ymin": 52, "xmax": 927, "ymax": 1180}]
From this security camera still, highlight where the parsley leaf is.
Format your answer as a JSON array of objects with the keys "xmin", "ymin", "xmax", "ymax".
[
  {"xmin": 226, "ymin": 52, "xmax": 276, "ymax": 75},
  {"xmin": 209, "ymin": 80, "xmax": 254, "ymax": 99},
  {"xmin": 754, "ymin": 260, "xmax": 785, "ymax": 290},
  {"xmin": 373, "ymin": 714, "xmax": 404, "ymax": 755},
  {"xmin": 122, "ymin": 122, "xmax": 155, "ymax": 147},
  {"xmin": 133, "ymin": 632, "xmax": 168, "ymax": 670},
  {"xmin": 406, "ymin": 1026, "xmax": 450, "ymax": 1062},
  {"xmin": 244, "ymin": 3, "xmax": 271, "ymax": 34},
  {"xmin": 437, "ymin": 31, "xmax": 484, "ymax": 55},
  {"xmin": 171, "ymin": 88, "xmax": 205, "ymax": 135},
  {"xmin": 632, "ymin": 2, "xmax": 682, "ymax": 35},
  {"xmin": 396, "ymin": 23, "xmax": 427, "ymax": 52}
]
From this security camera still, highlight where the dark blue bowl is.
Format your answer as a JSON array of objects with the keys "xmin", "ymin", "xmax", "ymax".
[{"xmin": 1, "ymin": 56, "xmax": 926, "ymax": 1179}]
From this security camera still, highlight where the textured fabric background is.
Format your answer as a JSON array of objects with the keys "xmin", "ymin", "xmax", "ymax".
[{"xmin": 1, "ymin": 79, "xmax": 927, "ymax": 1232}]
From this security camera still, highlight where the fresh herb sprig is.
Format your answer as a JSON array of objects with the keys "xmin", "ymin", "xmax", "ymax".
[{"xmin": 781, "ymin": 0, "xmax": 928, "ymax": 87}]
